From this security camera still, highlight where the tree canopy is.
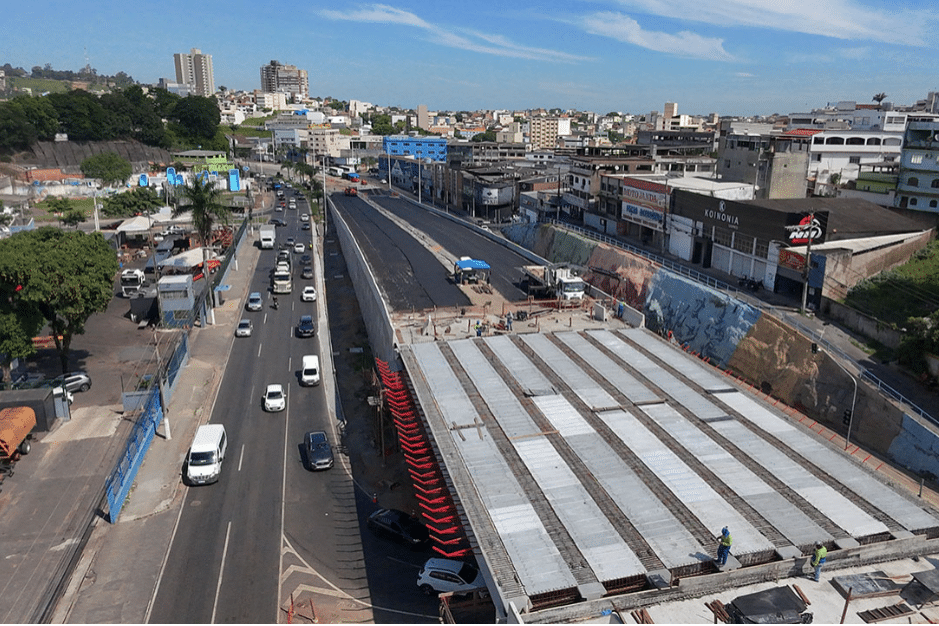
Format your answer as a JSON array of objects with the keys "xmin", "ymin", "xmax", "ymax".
[
  {"xmin": 0, "ymin": 227, "xmax": 118, "ymax": 373},
  {"xmin": 80, "ymin": 151, "xmax": 133, "ymax": 186},
  {"xmin": 102, "ymin": 186, "xmax": 163, "ymax": 218}
]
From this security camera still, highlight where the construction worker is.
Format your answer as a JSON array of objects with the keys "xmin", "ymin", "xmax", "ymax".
[
  {"xmin": 716, "ymin": 527, "xmax": 732, "ymax": 566},
  {"xmin": 475, "ymin": 321, "xmax": 482, "ymax": 337},
  {"xmin": 810, "ymin": 542, "xmax": 827, "ymax": 582}
]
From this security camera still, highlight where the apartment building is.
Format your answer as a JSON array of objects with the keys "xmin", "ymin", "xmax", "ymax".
[
  {"xmin": 259, "ymin": 60, "xmax": 309, "ymax": 100},
  {"xmin": 529, "ymin": 117, "xmax": 571, "ymax": 150},
  {"xmin": 717, "ymin": 121, "xmax": 810, "ymax": 199},
  {"xmin": 448, "ymin": 142, "xmax": 526, "ymax": 166},
  {"xmin": 801, "ymin": 128, "xmax": 904, "ymax": 186},
  {"xmin": 895, "ymin": 118, "xmax": 939, "ymax": 213},
  {"xmin": 566, "ymin": 155, "xmax": 654, "ymax": 221},
  {"xmin": 173, "ymin": 48, "xmax": 215, "ymax": 97}
]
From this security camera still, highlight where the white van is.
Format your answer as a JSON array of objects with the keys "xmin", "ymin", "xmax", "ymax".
[
  {"xmin": 186, "ymin": 424, "xmax": 228, "ymax": 485},
  {"xmin": 300, "ymin": 355, "xmax": 321, "ymax": 386}
]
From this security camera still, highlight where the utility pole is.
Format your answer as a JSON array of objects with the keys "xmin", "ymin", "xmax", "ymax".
[{"xmin": 800, "ymin": 213, "xmax": 815, "ymax": 314}]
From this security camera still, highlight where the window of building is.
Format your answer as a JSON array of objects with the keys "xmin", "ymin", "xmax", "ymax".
[
  {"xmin": 866, "ymin": 137, "xmax": 881, "ymax": 145},
  {"xmin": 846, "ymin": 137, "xmax": 864, "ymax": 145},
  {"xmin": 909, "ymin": 177, "xmax": 920, "ymax": 187},
  {"xmin": 911, "ymin": 197, "xmax": 918, "ymax": 206},
  {"xmin": 826, "ymin": 137, "xmax": 845, "ymax": 145},
  {"xmin": 813, "ymin": 137, "xmax": 824, "ymax": 145},
  {"xmin": 932, "ymin": 179, "xmax": 939, "ymax": 188},
  {"xmin": 849, "ymin": 156, "xmax": 861, "ymax": 164},
  {"xmin": 733, "ymin": 233, "xmax": 754, "ymax": 254},
  {"xmin": 931, "ymin": 200, "xmax": 938, "ymax": 208},
  {"xmin": 713, "ymin": 228, "xmax": 732, "ymax": 247},
  {"xmin": 813, "ymin": 154, "xmax": 822, "ymax": 162}
]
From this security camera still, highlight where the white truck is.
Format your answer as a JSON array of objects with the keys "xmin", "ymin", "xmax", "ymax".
[
  {"xmin": 521, "ymin": 264, "xmax": 586, "ymax": 301},
  {"xmin": 120, "ymin": 269, "xmax": 147, "ymax": 297},
  {"xmin": 259, "ymin": 224, "xmax": 276, "ymax": 249}
]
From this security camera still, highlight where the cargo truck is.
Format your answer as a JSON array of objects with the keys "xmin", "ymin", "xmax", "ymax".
[
  {"xmin": 259, "ymin": 224, "xmax": 276, "ymax": 249},
  {"xmin": 521, "ymin": 264, "xmax": 586, "ymax": 301},
  {"xmin": 0, "ymin": 406, "xmax": 36, "ymax": 462}
]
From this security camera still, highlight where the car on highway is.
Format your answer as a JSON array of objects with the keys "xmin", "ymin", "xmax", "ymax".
[
  {"xmin": 301, "ymin": 266, "xmax": 314, "ymax": 280},
  {"xmin": 269, "ymin": 218, "xmax": 286, "ymax": 227},
  {"xmin": 303, "ymin": 431, "xmax": 334, "ymax": 471},
  {"xmin": 235, "ymin": 319, "xmax": 253, "ymax": 337},
  {"xmin": 286, "ymin": 237, "xmax": 295, "ymax": 248},
  {"xmin": 301, "ymin": 222, "xmax": 311, "ymax": 231},
  {"xmin": 293, "ymin": 242, "xmax": 305, "ymax": 254},
  {"xmin": 52, "ymin": 371, "xmax": 93, "ymax": 393},
  {"xmin": 296, "ymin": 315, "xmax": 315, "ymax": 338},
  {"xmin": 300, "ymin": 254, "xmax": 312, "ymax": 265},
  {"xmin": 275, "ymin": 205, "xmax": 283, "ymax": 212},
  {"xmin": 301, "ymin": 286, "xmax": 317, "ymax": 301},
  {"xmin": 416, "ymin": 558, "xmax": 486, "ymax": 596},
  {"xmin": 246, "ymin": 292, "xmax": 263, "ymax": 311},
  {"xmin": 300, "ymin": 213, "xmax": 309, "ymax": 222},
  {"xmin": 367, "ymin": 509, "xmax": 429, "ymax": 548},
  {"xmin": 263, "ymin": 384, "xmax": 286, "ymax": 412}
]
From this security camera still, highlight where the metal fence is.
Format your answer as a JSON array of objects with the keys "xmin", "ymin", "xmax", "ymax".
[
  {"xmin": 545, "ymin": 218, "xmax": 937, "ymax": 427},
  {"xmin": 104, "ymin": 384, "xmax": 162, "ymax": 523}
]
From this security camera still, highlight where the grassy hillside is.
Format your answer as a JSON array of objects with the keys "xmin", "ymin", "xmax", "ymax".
[
  {"xmin": 7, "ymin": 76, "xmax": 72, "ymax": 94},
  {"xmin": 844, "ymin": 240, "xmax": 939, "ymax": 325}
]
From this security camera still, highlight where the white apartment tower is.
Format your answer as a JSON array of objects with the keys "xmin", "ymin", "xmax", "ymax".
[{"xmin": 174, "ymin": 48, "xmax": 215, "ymax": 97}]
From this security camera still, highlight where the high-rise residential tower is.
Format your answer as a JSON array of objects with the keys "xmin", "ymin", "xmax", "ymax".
[{"xmin": 173, "ymin": 48, "xmax": 215, "ymax": 97}]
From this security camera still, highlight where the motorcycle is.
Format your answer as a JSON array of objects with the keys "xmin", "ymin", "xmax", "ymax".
[{"xmin": 271, "ymin": 297, "xmax": 279, "ymax": 310}]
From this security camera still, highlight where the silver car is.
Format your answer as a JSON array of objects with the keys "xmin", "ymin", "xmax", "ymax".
[
  {"xmin": 246, "ymin": 292, "xmax": 263, "ymax": 311},
  {"xmin": 235, "ymin": 319, "xmax": 253, "ymax": 337}
]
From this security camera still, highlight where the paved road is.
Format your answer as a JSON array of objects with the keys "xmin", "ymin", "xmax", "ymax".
[
  {"xmin": 370, "ymin": 193, "xmax": 532, "ymax": 302},
  {"xmin": 331, "ymin": 192, "xmax": 471, "ymax": 312},
  {"xmin": 150, "ymin": 190, "xmax": 354, "ymax": 623}
]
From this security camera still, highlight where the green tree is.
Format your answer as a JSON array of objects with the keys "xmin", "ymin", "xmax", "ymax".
[
  {"xmin": 44, "ymin": 196, "xmax": 73, "ymax": 216},
  {"xmin": 175, "ymin": 177, "xmax": 230, "ymax": 248},
  {"xmin": 171, "ymin": 95, "xmax": 221, "ymax": 141},
  {"xmin": 0, "ymin": 227, "xmax": 118, "ymax": 373},
  {"xmin": 470, "ymin": 129, "xmax": 498, "ymax": 143},
  {"xmin": 370, "ymin": 114, "xmax": 393, "ymax": 135},
  {"xmin": 102, "ymin": 187, "xmax": 163, "ymax": 218},
  {"xmin": 61, "ymin": 208, "xmax": 87, "ymax": 229},
  {"xmin": 47, "ymin": 90, "xmax": 113, "ymax": 141},
  {"xmin": 81, "ymin": 151, "xmax": 132, "ymax": 186}
]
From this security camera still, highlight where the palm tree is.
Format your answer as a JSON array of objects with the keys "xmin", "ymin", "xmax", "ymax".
[
  {"xmin": 174, "ymin": 176, "xmax": 230, "ymax": 248},
  {"xmin": 873, "ymin": 93, "xmax": 888, "ymax": 105}
]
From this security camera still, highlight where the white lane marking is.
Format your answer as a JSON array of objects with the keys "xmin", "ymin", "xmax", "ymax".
[
  {"xmin": 257, "ymin": 343, "xmax": 262, "ymax": 358},
  {"xmin": 210, "ymin": 521, "xmax": 232, "ymax": 624},
  {"xmin": 238, "ymin": 444, "xmax": 245, "ymax": 472},
  {"xmin": 144, "ymin": 483, "xmax": 188, "ymax": 623}
]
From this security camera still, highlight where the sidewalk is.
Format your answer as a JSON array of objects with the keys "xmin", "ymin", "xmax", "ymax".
[{"xmin": 52, "ymin": 237, "xmax": 261, "ymax": 624}]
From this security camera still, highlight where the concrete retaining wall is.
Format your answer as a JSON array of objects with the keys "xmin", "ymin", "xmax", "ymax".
[
  {"xmin": 500, "ymin": 222, "xmax": 939, "ymax": 480},
  {"xmin": 329, "ymin": 199, "xmax": 398, "ymax": 365}
]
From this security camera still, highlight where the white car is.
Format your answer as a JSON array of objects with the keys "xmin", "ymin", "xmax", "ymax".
[
  {"xmin": 293, "ymin": 242, "xmax": 305, "ymax": 254},
  {"xmin": 263, "ymin": 384, "xmax": 286, "ymax": 412},
  {"xmin": 416, "ymin": 558, "xmax": 486, "ymax": 596},
  {"xmin": 301, "ymin": 286, "xmax": 317, "ymax": 302},
  {"xmin": 246, "ymin": 292, "xmax": 263, "ymax": 311},
  {"xmin": 300, "ymin": 213, "xmax": 309, "ymax": 222},
  {"xmin": 235, "ymin": 319, "xmax": 253, "ymax": 337}
]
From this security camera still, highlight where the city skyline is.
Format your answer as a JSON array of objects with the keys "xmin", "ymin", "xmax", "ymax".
[{"xmin": 3, "ymin": 0, "xmax": 938, "ymax": 116}]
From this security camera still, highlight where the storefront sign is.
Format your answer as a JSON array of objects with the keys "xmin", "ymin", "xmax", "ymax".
[
  {"xmin": 779, "ymin": 248, "xmax": 805, "ymax": 270},
  {"xmin": 786, "ymin": 213, "xmax": 827, "ymax": 245},
  {"xmin": 703, "ymin": 200, "xmax": 740, "ymax": 229},
  {"xmin": 623, "ymin": 203, "xmax": 663, "ymax": 223}
]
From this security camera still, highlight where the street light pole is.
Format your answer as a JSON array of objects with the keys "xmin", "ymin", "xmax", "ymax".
[{"xmin": 829, "ymin": 354, "xmax": 859, "ymax": 450}]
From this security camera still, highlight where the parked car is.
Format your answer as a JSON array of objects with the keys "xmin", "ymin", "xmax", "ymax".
[
  {"xmin": 246, "ymin": 292, "xmax": 263, "ymax": 311},
  {"xmin": 296, "ymin": 315, "xmax": 315, "ymax": 338},
  {"xmin": 52, "ymin": 371, "xmax": 92, "ymax": 393},
  {"xmin": 367, "ymin": 509, "xmax": 429, "ymax": 547},
  {"xmin": 303, "ymin": 430, "xmax": 334, "ymax": 470},
  {"xmin": 301, "ymin": 286, "xmax": 317, "ymax": 302},
  {"xmin": 263, "ymin": 384, "xmax": 286, "ymax": 412},
  {"xmin": 235, "ymin": 319, "xmax": 253, "ymax": 337},
  {"xmin": 301, "ymin": 266, "xmax": 314, "ymax": 280},
  {"xmin": 416, "ymin": 558, "xmax": 486, "ymax": 596}
]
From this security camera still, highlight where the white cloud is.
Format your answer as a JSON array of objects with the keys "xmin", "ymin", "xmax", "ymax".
[
  {"xmin": 582, "ymin": 12, "xmax": 735, "ymax": 60},
  {"xmin": 735, "ymin": 72, "xmax": 755, "ymax": 77},
  {"xmin": 609, "ymin": 0, "xmax": 936, "ymax": 46},
  {"xmin": 319, "ymin": 4, "xmax": 590, "ymax": 62}
]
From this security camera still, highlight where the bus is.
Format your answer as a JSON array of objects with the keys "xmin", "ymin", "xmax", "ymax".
[{"xmin": 272, "ymin": 270, "xmax": 292, "ymax": 294}]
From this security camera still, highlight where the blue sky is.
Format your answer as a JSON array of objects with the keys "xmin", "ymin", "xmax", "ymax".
[{"xmin": 4, "ymin": 0, "xmax": 938, "ymax": 116}]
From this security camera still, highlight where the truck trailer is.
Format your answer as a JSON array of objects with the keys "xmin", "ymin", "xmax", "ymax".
[
  {"xmin": 521, "ymin": 264, "xmax": 586, "ymax": 301},
  {"xmin": 259, "ymin": 224, "xmax": 276, "ymax": 249}
]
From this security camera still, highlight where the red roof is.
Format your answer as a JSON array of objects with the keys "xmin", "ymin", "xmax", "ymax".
[
  {"xmin": 620, "ymin": 177, "xmax": 668, "ymax": 193},
  {"xmin": 781, "ymin": 128, "xmax": 825, "ymax": 137}
]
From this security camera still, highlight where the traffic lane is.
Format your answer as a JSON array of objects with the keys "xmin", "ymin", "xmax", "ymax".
[
  {"xmin": 331, "ymin": 194, "xmax": 470, "ymax": 311},
  {"xmin": 151, "ymin": 271, "xmax": 292, "ymax": 623},
  {"xmin": 373, "ymin": 195, "xmax": 530, "ymax": 301},
  {"xmin": 355, "ymin": 500, "xmax": 440, "ymax": 623}
]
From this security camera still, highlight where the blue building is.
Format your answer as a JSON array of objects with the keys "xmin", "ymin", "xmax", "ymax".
[{"xmin": 382, "ymin": 135, "xmax": 447, "ymax": 162}]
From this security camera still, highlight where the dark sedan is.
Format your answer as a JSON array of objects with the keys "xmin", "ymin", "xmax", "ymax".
[
  {"xmin": 367, "ymin": 508, "xmax": 429, "ymax": 547},
  {"xmin": 303, "ymin": 431, "xmax": 334, "ymax": 470},
  {"xmin": 296, "ymin": 315, "xmax": 315, "ymax": 338}
]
